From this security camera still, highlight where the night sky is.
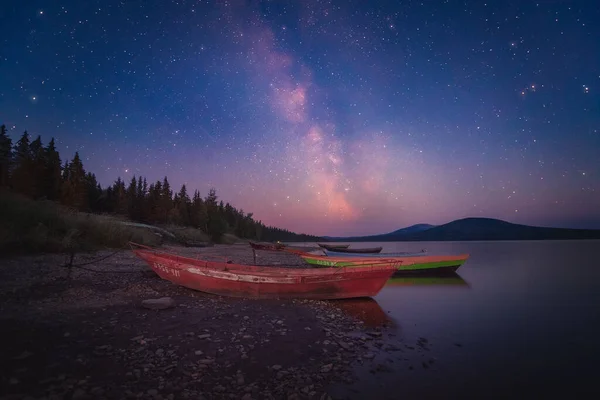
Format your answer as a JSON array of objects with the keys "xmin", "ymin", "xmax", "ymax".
[{"xmin": 1, "ymin": 0, "xmax": 599, "ymax": 236}]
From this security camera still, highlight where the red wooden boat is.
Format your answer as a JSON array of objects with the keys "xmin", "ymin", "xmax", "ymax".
[
  {"xmin": 130, "ymin": 243, "xmax": 397, "ymax": 300},
  {"xmin": 280, "ymin": 246, "xmax": 315, "ymax": 256}
]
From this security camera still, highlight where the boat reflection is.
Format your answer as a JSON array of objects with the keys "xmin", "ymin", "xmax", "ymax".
[
  {"xmin": 329, "ymin": 297, "xmax": 394, "ymax": 328},
  {"xmin": 386, "ymin": 273, "xmax": 470, "ymax": 287}
]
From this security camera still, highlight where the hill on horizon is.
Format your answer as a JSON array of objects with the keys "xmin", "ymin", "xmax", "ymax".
[
  {"xmin": 322, "ymin": 223, "xmax": 435, "ymax": 241},
  {"xmin": 324, "ymin": 218, "xmax": 600, "ymax": 242}
]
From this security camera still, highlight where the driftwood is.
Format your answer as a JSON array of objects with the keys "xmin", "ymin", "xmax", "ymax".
[
  {"xmin": 118, "ymin": 222, "xmax": 177, "ymax": 239},
  {"xmin": 183, "ymin": 240, "xmax": 213, "ymax": 248},
  {"xmin": 118, "ymin": 222, "xmax": 212, "ymax": 247}
]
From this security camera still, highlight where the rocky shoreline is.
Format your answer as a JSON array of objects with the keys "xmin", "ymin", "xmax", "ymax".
[{"xmin": 0, "ymin": 245, "xmax": 401, "ymax": 400}]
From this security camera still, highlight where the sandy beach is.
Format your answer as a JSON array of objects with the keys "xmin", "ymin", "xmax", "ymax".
[{"xmin": 0, "ymin": 244, "xmax": 400, "ymax": 400}]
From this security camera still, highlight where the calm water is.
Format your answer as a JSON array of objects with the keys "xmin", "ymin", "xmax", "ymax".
[{"xmin": 322, "ymin": 240, "xmax": 600, "ymax": 399}]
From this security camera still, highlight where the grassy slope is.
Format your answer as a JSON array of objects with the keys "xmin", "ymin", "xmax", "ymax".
[
  {"xmin": 0, "ymin": 191, "xmax": 163, "ymax": 255},
  {"xmin": 0, "ymin": 191, "xmax": 244, "ymax": 256},
  {"xmin": 161, "ymin": 224, "xmax": 212, "ymax": 243}
]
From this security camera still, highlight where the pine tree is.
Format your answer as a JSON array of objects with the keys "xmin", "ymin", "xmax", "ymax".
[
  {"xmin": 61, "ymin": 152, "xmax": 87, "ymax": 210},
  {"xmin": 44, "ymin": 138, "xmax": 62, "ymax": 200},
  {"xmin": 148, "ymin": 180, "xmax": 163, "ymax": 223},
  {"xmin": 11, "ymin": 131, "xmax": 35, "ymax": 197},
  {"xmin": 235, "ymin": 208, "xmax": 245, "ymax": 238},
  {"xmin": 112, "ymin": 177, "xmax": 127, "ymax": 215},
  {"xmin": 127, "ymin": 175, "xmax": 138, "ymax": 220},
  {"xmin": 134, "ymin": 176, "xmax": 148, "ymax": 221},
  {"xmin": 224, "ymin": 203, "xmax": 237, "ymax": 232},
  {"xmin": 0, "ymin": 125, "xmax": 12, "ymax": 187},
  {"xmin": 137, "ymin": 176, "xmax": 144, "ymax": 199},
  {"xmin": 160, "ymin": 176, "xmax": 173, "ymax": 223},
  {"xmin": 255, "ymin": 222, "xmax": 263, "ymax": 240},
  {"xmin": 167, "ymin": 205, "xmax": 182, "ymax": 225},
  {"xmin": 29, "ymin": 135, "xmax": 43, "ymax": 155},
  {"xmin": 13, "ymin": 132, "xmax": 31, "ymax": 163},
  {"xmin": 71, "ymin": 152, "xmax": 87, "ymax": 210},
  {"xmin": 205, "ymin": 188, "xmax": 226, "ymax": 240},
  {"xmin": 178, "ymin": 184, "xmax": 190, "ymax": 203},
  {"xmin": 190, "ymin": 190, "xmax": 208, "ymax": 230},
  {"xmin": 85, "ymin": 172, "xmax": 101, "ymax": 211},
  {"xmin": 29, "ymin": 135, "xmax": 46, "ymax": 198},
  {"xmin": 62, "ymin": 160, "xmax": 69, "ymax": 181},
  {"xmin": 205, "ymin": 188, "xmax": 218, "ymax": 208},
  {"xmin": 176, "ymin": 184, "xmax": 191, "ymax": 226},
  {"xmin": 140, "ymin": 177, "xmax": 150, "ymax": 221}
]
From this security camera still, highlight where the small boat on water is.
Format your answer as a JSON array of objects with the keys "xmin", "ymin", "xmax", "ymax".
[
  {"xmin": 324, "ymin": 249, "xmax": 424, "ymax": 257},
  {"xmin": 324, "ymin": 246, "xmax": 384, "ymax": 254},
  {"xmin": 317, "ymin": 243, "xmax": 350, "ymax": 249},
  {"xmin": 301, "ymin": 253, "xmax": 470, "ymax": 274},
  {"xmin": 131, "ymin": 243, "xmax": 397, "ymax": 300}
]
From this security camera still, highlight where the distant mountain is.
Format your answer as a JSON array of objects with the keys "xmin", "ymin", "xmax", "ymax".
[
  {"xmin": 385, "ymin": 223, "xmax": 436, "ymax": 236},
  {"xmin": 321, "ymin": 223, "xmax": 435, "ymax": 242},
  {"xmin": 326, "ymin": 218, "xmax": 600, "ymax": 242}
]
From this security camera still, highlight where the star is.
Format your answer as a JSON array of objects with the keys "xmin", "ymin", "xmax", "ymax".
[{"xmin": 0, "ymin": 0, "xmax": 597, "ymax": 235}]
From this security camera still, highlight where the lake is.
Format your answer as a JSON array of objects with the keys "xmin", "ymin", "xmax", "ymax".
[{"xmin": 321, "ymin": 240, "xmax": 600, "ymax": 399}]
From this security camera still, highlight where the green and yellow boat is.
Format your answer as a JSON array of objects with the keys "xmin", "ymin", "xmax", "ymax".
[{"xmin": 300, "ymin": 253, "xmax": 470, "ymax": 274}]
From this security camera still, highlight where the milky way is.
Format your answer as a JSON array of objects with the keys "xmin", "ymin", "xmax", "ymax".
[{"xmin": 1, "ymin": 0, "xmax": 599, "ymax": 235}]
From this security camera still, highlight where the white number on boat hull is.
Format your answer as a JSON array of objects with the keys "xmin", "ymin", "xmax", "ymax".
[{"xmin": 154, "ymin": 262, "xmax": 181, "ymax": 277}]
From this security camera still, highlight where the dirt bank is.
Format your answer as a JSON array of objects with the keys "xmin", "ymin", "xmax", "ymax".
[{"xmin": 0, "ymin": 244, "xmax": 397, "ymax": 400}]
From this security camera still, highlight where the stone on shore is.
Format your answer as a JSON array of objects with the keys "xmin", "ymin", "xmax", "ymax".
[{"xmin": 142, "ymin": 297, "xmax": 176, "ymax": 310}]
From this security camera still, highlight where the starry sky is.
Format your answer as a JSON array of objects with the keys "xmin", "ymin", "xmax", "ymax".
[{"xmin": 1, "ymin": 0, "xmax": 599, "ymax": 236}]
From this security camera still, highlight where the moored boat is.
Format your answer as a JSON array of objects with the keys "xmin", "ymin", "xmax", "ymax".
[
  {"xmin": 317, "ymin": 243, "xmax": 350, "ymax": 249},
  {"xmin": 324, "ymin": 246, "xmax": 384, "ymax": 254},
  {"xmin": 130, "ymin": 243, "xmax": 397, "ymax": 300},
  {"xmin": 324, "ymin": 249, "xmax": 427, "ymax": 257},
  {"xmin": 280, "ymin": 246, "xmax": 314, "ymax": 256},
  {"xmin": 301, "ymin": 253, "xmax": 470, "ymax": 274}
]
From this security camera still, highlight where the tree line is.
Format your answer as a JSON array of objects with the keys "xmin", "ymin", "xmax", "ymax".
[{"xmin": 0, "ymin": 125, "xmax": 321, "ymax": 242}]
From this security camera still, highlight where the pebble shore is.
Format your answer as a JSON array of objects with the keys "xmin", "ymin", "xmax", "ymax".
[{"xmin": 0, "ymin": 244, "xmax": 403, "ymax": 400}]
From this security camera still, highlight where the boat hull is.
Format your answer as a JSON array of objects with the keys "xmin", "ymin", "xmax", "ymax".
[
  {"xmin": 324, "ymin": 250, "xmax": 427, "ymax": 258},
  {"xmin": 317, "ymin": 243, "xmax": 349, "ymax": 249},
  {"xmin": 133, "ymin": 249, "xmax": 395, "ymax": 300},
  {"xmin": 324, "ymin": 246, "xmax": 383, "ymax": 254},
  {"xmin": 301, "ymin": 253, "xmax": 470, "ymax": 273}
]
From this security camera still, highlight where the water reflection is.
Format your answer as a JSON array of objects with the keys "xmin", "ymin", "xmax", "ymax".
[
  {"xmin": 386, "ymin": 273, "xmax": 470, "ymax": 288},
  {"xmin": 330, "ymin": 297, "xmax": 393, "ymax": 327}
]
